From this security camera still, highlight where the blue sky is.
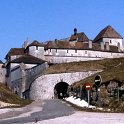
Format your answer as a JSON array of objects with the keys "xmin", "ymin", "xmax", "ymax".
[{"xmin": 0, "ymin": 0, "xmax": 124, "ymax": 62}]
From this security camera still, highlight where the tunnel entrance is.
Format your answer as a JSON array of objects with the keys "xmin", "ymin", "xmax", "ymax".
[{"xmin": 54, "ymin": 82, "xmax": 69, "ymax": 99}]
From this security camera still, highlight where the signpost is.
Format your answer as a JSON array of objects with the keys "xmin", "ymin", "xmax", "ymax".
[
  {"xmin": 94, "ymin": 75, "xmax": 102, "ymax": 87},
  {"xmin": 85, "ymin": 83, "xmax": 91, "ymax": 108},
  {"xmin": 94, "ymin": 75, "xmax": 102, "ymax": 101}
]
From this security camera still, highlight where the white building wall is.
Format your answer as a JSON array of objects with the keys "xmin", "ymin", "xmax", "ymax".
[
  {"xmin": 45, "ymin": 56, "xmax": 102, "ymax": 63},
  {"xmin": 103, "ymin": 38, "xmax": 123, "ymax": 48},
  {"xmin": 11, "ymin": 63, "xmax": 20, "ymax": 68},
  {"xmin": 10, "ymin": 55, "xmax": 23, "ymax": 61},
  {"xmin": 25, "ymin": 64, "xmax": 37, "ymax": 69},
  {"xmin": 8, "ymin": 63, "xmax": 37, "ymax": 96},
  {"xmin": 45, "ymin": 49, "xmax": 124, "ymax": 63},
  {"xmin": 11, "ymin": 67, "xmax": 22, "ymax": 82},
  {"xmin": 29, "ymin": 46, "xmax": 45, "ymax": 60},
  {"xmin": 9, "ymin": 66, "xmax": 22, "ymax": 96},
  {"xmin": 11, "ymin": 63, "xmax": 37, "ymax": 70}
]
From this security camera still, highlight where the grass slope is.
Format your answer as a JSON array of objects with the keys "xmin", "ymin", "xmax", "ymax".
[
  {"xmin": 44, "ymin": 57, "xmax": 124, "ymax": 86},
  {"xmin": 73, "ymin": 57, "xmax": 124, "ymax": 87},
  {"xmin": 0, "ymin": 83, "xmax": 31, "ymax": 107}
]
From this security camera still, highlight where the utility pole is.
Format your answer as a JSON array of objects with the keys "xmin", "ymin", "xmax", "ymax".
[{"xmin": 118, "ymin": 86, "xmax": 120, "ymax": 102}]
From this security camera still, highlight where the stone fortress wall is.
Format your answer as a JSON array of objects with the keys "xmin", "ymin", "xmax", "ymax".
[
  {"xmin": 4, "ymin": 25, "xmax": 124, "ymax": 99},
  {"xmin": 10, "ymin": 62, "xmax": 48, "ymax": 98},
  {"xmin": 29, "ymin": 70, "xmax": 100, "ymax": 100}
]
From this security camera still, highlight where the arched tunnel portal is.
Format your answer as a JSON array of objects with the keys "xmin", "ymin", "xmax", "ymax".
[{"xmin": 54, "ymin": 82, "xmax": 69, "ymax": 99}]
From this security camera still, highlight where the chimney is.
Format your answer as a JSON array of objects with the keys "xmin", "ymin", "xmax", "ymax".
[
  {"xmin": 89, "ymin": 41, "xmax": 92, "ymax": 49},
  {"xmin": 105, "ymin": 42, "xmax": 110, "ymax": 51},
  {"xmin": 101, "ymin": 42, "xmax": 104, "ymax": 50},
  {"xmin": 22, "ymin": 38, "xmax": 30, "ymax": 49},
  {"xmin": 117, "ymin": 42, "xmax": 121, "ymax": 52},
  {"xmin": 55, "ymin": 39, "xmax": 57, "ymax": 42},
  {"xmin": 24, "ymin": 41, "xmax": 29, "ymax": 49},
  {"xmin": 74, "ymin": 28, "xmax": 77, "ymax": 35}
]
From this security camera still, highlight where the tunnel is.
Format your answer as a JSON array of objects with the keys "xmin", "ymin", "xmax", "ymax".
[{"xmin": 54, "ymin": 82, "xmax": 69, "ymax": 99}]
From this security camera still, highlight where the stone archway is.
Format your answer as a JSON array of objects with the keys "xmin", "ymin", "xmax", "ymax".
[
  {"xmin": 29, "ymin": 71, "xmax": 99, "ymax": 100},
  {"xmin": 54, "ymin": 82, "xmax": 69, "ymax": 99}
]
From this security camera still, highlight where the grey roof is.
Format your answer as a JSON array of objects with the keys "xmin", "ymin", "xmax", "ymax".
[
  {"xmin": 93, "ymin": 25, "xmax": 123, "ymax": 42},
  {"xmin": 11, "ymin": 55, "xmax": 46, "ymax": 64},
  {"xmin": 45, "ymin": 40, "xmax": 121, "ymax": 52},
  {"xmin": 69, "ymin": 32, "xmax": 89, "ymax": 42},
  {"xmin": 29, "ymin": 40, "xmax": 44, "ymax": 47},
  {"xmin": 5, "ymin": 48, "xmax": 25, "ymax": 59}
]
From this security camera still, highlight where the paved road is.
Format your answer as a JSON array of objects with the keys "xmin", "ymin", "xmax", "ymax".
[{"xmin": 0, "ymin": 99, "xmax": 74, "ymax": 124}]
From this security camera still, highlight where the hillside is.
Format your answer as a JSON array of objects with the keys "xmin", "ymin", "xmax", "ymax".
[
  {"xmin": 44, "ymin": 57, "xmax": 124, "ymax": 112},
  {"xmin": 44, "ymin": 57, "xmax": 124, "ymax": 87},
  {"xmin": 44, "ymin": 57, "xmax": 124, "ymax": 86},
  {"xmin": 44, "ymin": 60, "xmax": 103, "ymax": 74},
  {"xmin": 72, "ymin": 57, "xmax": 124, "ymax": 87},
  {"xmin": 0, "ymin": 83, "xmax": 31, "ymax": 108}
]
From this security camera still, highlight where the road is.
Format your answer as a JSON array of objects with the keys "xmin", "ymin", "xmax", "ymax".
[
  {"xmin": 0, "ymin": 99, "xmax": 74, "ymax": 124},
  {"xmin": 0, "ymin": 99, "xmax": 124, "ymax": 124}
]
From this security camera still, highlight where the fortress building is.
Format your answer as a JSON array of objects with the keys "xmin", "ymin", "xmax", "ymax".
[
  {"xmin": 4, "ymin": 25, "xmax": 124, "ymax": 99},
  {"xmin": 23, "ymin": 25, "xmax": 124, "ymax": 63}
]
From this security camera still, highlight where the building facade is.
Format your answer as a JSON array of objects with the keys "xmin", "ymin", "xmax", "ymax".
[{"xmin": 4, "ymin": 25, "xmax": 124, "ymax": 99}]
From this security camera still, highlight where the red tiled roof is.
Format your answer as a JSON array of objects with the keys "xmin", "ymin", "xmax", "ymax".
[
  {"xmin": 45, "ymin": 41, "xmax": 93, "ymax": 50},
  {"xmin": 45, "ymin": 40, "xmax": 120, "ymax": 53},
  {"xmin": 69, "ymin": 32, "xmax": 89, "ymax": 42},
  {"xmin": 45, "ymin": 41, "xmax": 72, "ymax": 49},
  {"xmin": 11, "ymin": 55, "xmax": 46, "ymax": 64},
  {"xmin": 93, "ymin": 25, "xmax": 123, "ymax": 42}
]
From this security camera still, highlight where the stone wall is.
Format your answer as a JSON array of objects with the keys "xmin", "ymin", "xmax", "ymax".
[
  {"xmin": 29, "ymin": 46, "xmax": 45, "ymax": 60},
  {"xmin": 45, "ymin": 49, "xmax": 124, "ymax": 63},
  {"xmin": 25, "ymin": 62, "xmax": 48, "ymax": 90},
  {"xmin": 0, "ymin": 67, "xmax": 6, "ymax": 84},
  {"xmin": 0, "ymin": 64, "xmax": 5, "ymax": 84},
  {"xmin": 10, "ymin": 62, "xmax": 48, "ymax": 98},
  {"xmin": 29, "ymin": 70, "xmax": 101, "ymax": 100},
  {"xmin": 45, "ymin": 56, "xmax": 102, "ymax": 63}
]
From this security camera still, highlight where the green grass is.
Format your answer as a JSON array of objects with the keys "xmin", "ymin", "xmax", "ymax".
[
  {"xmin": 1, "ymin": 57, "xmax": 124, "ymax": 109},
  {"xmin": 43, "ymin": 57, "xmax": 124, "ymax": 87},
  {"xmin": 43, "ymin": 59, "xmax": 105, "ymax": 74},
  {"xmin": 44, "ymin": 57, "xmax": 124, "ymax": 75},
  {"xmin": 73, "ymin": 58, "xmax": 124, "ymax": 87},
  {"xmin": 0, "ymin": 83, "xmax": 32, "ymax": 107}
]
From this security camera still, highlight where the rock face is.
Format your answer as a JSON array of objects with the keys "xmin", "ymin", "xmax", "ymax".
[{"xmin": 30, "ymin": 71, "xmax": 99, "ymax": 100}]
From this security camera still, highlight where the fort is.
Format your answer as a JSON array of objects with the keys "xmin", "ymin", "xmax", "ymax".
[{"xmin": 1, "ymin": 25, "xmax": 124, "ymax": 100}]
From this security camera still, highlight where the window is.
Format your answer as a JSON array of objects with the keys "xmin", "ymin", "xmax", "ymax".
[
  {"xmin": 50, "ymin": 49, "xmax": 51, "ymax": 52},
  {"xmin": 110, "ymin": 40, "xmax": 112, "ymax": 44},
  {"xmin": 118, "ymin": 42, "xmax": 120, "ymax": 47},
  {"xmin": 56, "ymin": 49, "xmax": 57, "ymax": 52},
  {"xmin": 75, "ymin": 50, "xmax": 77, "ymax": 53},
  {"xmin": 85, "ymin": 51, "xmax": 87, "ymax": 54},
  {"xmin": 67, "ymin": 50, "xmax": 68, "ymax": 53}
]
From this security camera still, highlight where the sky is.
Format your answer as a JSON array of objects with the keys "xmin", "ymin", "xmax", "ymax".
[{"xmin": 0, "ymin": 0, "xmax": 124, "ymax": 62}]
